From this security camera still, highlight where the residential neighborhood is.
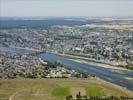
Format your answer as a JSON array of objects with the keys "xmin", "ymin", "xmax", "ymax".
[{"xmin": 0, "ymin": 23, "xmax": 133, "ymax": 69}]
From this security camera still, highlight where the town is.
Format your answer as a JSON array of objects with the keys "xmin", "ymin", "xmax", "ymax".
[
  {"xmin": 0, "ymin": 51, "xmax": 89, "ymax": 78},
  {"xmin": 0, "ymin": 21, "xmax": 133, "ymax": 69}
]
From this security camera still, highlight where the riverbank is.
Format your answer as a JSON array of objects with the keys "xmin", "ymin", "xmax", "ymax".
[
  {"xmin": 0, "ymin": 78, "xmax": 132, "ymax": 100},
  {"xmin": 9, "ymin": 46, "xmax": 42, "ymax": 52},
  {"xmin": 55, "ymin": 52, "xmax": 130, "ymax": 71}
]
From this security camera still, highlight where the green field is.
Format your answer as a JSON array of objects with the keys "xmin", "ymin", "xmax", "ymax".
[
  {"xmin": 0, "ymin": 78, "xmax": 131, "ymax": 100},
  {"xmin": 86, "ymin": 85, "xmax": 103, "ymax": 96},
  {"xmin": 52, "ymin": 86, "xmax": 69, "ymax": 97}
]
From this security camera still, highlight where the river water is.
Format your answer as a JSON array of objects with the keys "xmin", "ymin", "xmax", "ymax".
[{"xmin": 0, "ymin": 45, "xmax": 133, "ymax": 90}]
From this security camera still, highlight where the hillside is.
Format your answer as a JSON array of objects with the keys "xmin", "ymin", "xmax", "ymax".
[{"xmin": 0, "ymin": 78, "xmax": 132, "ymax": 100}]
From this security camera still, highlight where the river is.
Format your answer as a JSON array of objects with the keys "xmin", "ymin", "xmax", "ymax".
[{"xmin": 0, "ymin": 45, "xmax": 133, "ymax": 90}]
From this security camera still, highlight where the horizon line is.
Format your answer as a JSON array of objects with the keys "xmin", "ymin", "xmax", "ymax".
[{"xmin": 0, "ymin": 16, "xmax": 133, "ymax": 18}]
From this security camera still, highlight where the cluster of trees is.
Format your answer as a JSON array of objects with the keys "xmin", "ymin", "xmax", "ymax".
[
  {"xmin": 117, "ymin": 65, "xmax": 133, "ymax": 70},
  {"xmin": 66, "ymin": 92, "xmax": 133, "ymax": 100},
  {"xmin": 46, "ymin": 61, "xmax": 64, "ymax": 68},
  {"xmin": 21, "ymin": 61, "xmax": 64, "ymax": 78}
]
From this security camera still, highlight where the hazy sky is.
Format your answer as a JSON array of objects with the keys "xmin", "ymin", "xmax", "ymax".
[{"xmin": 0, "ymin": 0, "xmax": 133, "ymax": 17}]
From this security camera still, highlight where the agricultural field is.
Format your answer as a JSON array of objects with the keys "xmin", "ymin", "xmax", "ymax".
[{"xmin": 0, "ymin": 78, "xmax": 132, "ymax": 100}]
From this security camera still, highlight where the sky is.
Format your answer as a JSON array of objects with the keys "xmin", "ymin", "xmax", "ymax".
[{"xmin": 0, "ymin": 0, "xmax": 133, "ymax": 17}]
